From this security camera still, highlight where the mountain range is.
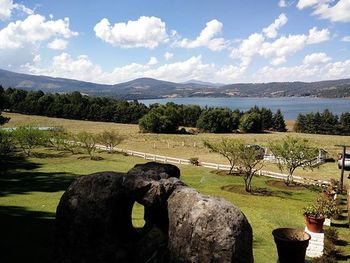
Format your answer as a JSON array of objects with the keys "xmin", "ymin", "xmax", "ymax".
[{"xmin": 1, "ymin": 68, "xmax": 349, "ymax": 99}]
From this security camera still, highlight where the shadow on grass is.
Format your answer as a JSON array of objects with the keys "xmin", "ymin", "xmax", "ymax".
[
  {"xmin": 0, "ymin": 154, "xmax": 78, "ymax": 196},
  {"xmin": 0, "ymin": 154, "xmax": 42, "ymax": 172},
  {"xmin": 0, "ymin": 205, "xmax": 55, "ymax": 263}
]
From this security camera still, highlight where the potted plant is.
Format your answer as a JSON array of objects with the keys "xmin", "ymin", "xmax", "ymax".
[
  {"xmin": 323, "ymin": 179, "xmax": 338, "ymax": 200},
  {"xmin": 303, "ymin": 196, "xmax": 339, "ymax": 233}
]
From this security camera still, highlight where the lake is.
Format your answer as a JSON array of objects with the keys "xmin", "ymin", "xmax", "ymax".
[{"xmin": 139, "ymin": 97, "xmax": 350, "ymax": 119}]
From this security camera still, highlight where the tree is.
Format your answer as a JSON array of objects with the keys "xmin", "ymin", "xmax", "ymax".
[
  {"xmin": 237, "ymin": 144, "xmax": 264, "ymax": 192},
  {"xmin": 340, "ymin": 112, "xmax": 350, "ymax": 134},
  {"xmin": 197, "ymin": 108, "xmax": 239, "ymax": 133},
  {"xmin": 272, "ymin": 109, "xmax": 287, "ymax": 132},
  {"xmin": 239, "ymin": 112, "xmax": 262, "ymax": 133},
  {"xmin": 98, "ymin": 130, "xmax": 123, "ymax": 153},
  {"xmin": 269, "ymin": 136, "xmax": 318, "ymax": 185},
  {"xmin": 204, "ymin": 139, "xmax": 242, "ymax": 174},
  {"xmin": 77, "ymin": 132, "xmax": 97, "ymax": 159},
  {"xmin": 139, "ymin": 105, "xmax": 180, "ymax": 133},
  {"xmin": 14, "ymin": 126, "xmax": 47, "ymax": 156},
  {"xmin": 0, "ymin": 130, "xmax": 15, "ymax": 156},
  {"xmin": 0, "ymin": 86, "xmax": 10, "ymax": 125}
]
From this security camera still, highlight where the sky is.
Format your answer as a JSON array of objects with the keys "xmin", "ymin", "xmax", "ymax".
[{"xmin": 0, "ymin": 0, "xmax": 349, "ymax": 84}]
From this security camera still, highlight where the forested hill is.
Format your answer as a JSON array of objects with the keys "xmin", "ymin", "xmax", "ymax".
[{"xmin": 1, "ymin": 68, "xmax": 350, "ymax": 99}]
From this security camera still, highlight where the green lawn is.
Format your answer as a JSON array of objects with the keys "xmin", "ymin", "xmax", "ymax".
[
  {"xmin": 3, "ymin": 112, "xmax": 350, "ymax": 181},
  {"xmin": 0, "ymin": 148, "xmax": 349, "ymax": 262}
]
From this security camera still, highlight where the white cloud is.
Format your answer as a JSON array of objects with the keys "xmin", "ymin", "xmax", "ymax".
[
  {"xmin": 254, "ymin": 59, "xmax": 350, "ymax": 82},
  {"xmin": 93, "ymin": 16, "xmax": 168, "ymax": 49},
  {"xmin": 173, "ymin": 19, "xmax": 228, "ymax": 51},
  {"xmin": 342, "ymin": 36, "xmax": 350, "ymax": 42},
  {"xmin": 23, "ymin": 52, "xmax": 250, "ymax": 84},
  {"xmin": 263, "ymin": 13, "xmax": 288, "ymax": 38},
  {"xmin": 32, "ymin": 54, "xmax": 41, "ymax": 64},
  {"xmin": 47, "ymin": 38, "xmax": 68, "ymax": 50},
  {"xmin": 303, "ymin": 52, "xmax": 331, "ymax": 65},
  {"xmin": 0, "ymin": 14, "xmax": 78, "ymax": 49},
  {"xmin": 0, "ymin": 0, "xmax": 33, "ymax": 21},
  {"xmin": 306, "ymin": 27, "xmax": 330, "ymax": 44},
  {"xmin": 278, "ymin": 0, "xmax": 287, "ymax": 7},
  {"xmin": 297, "ymin": 0, "xmax": 350, "ymax": 23},
  {"xmin": 296, "ymin": 0, "xmax": 319, "ymax": 9},
  {"xmin": 231, "ymin": 22, "xmax": 330, "ymax": 66},
  {"xmin": 164, "ymin": 52, "xmax": 173, "ymax": 61},
  {"xmin": 147, "ymin": 56, "xmax": 158, "ymax": 66}
]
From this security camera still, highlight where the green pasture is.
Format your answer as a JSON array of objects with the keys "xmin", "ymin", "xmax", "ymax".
[
  {"xmin": 0, "ymin": 147, "xmax": 349, "ymax": 262},
  {"xmin": 3, "ymin": 112, "xmax": 350, "ymax": 181}
]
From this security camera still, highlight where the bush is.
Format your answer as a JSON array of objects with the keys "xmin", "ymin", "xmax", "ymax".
[
  {"xmin": 189, "ymin": 157, "xmax": 199, "ymax": 166},
  {"xmin": 197, "ymin": 108, "xmax": 239, "ymax": 133},
  {"xmin": 13, "ymin": 125, "xmax": 48, "ymax": 156},
  {"xmin": 239, "ymin": 112, "xmax": 262, "ymax": 133},
  {"xmin": 0, "ymin": 130, "xmax": 15, "ymax": 155}
]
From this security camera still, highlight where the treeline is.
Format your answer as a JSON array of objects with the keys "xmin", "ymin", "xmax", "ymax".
[
  {"xmin": 0, "ymin": 87, "xmax": 148, "ymax": 124},
  {"xmin": 0, "ymin": 86, "xmax": 286, "ymax": 134},
  {"xmin": 294, "ymin": 109, "xmax": 350, "ymax": 135},
  {"xmin": 140, "ymin": 104, "xmax": 286, "ymax": 133}
]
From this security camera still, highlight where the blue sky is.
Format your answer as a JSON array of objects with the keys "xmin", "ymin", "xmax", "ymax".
[{"xmin": 0, "ymin": 0, "xmax": 349, "ymax": 84}]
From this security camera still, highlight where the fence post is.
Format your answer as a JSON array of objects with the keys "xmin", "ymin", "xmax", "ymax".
[{"xmin": 348, "ymin": 185, "xmax": 350, "ymax": 228}]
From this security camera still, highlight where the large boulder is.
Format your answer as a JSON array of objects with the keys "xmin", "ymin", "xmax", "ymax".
[
  {"xmin": 167, "ymin": 187, "xmax": 253, "ymax": 263},
  {"xmin": 55, "ymin": 162, "xmax": 254, "ymax": 263}
]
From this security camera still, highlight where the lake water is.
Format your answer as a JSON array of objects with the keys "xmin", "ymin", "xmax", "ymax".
[{"xmin": 139, "ymin": 97, "xmax": 350, "ymax": 119}]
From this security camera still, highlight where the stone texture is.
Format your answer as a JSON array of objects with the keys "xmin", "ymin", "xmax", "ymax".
[
  {"xmin": 55, "ymin": 162, "xmax": 253, "ymax": 263},
  {"xmin": 167, "ymin": 187, "xmax": 253, "ymax": 263}
]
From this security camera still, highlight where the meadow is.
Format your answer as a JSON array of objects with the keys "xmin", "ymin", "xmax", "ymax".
[
  {"xmin": 1, "ymin": 112, "xmax": 350, "ymax": 262},
  {"xmin": 3, "ymin": 112, "xmax": 350, "ymax": 181}
]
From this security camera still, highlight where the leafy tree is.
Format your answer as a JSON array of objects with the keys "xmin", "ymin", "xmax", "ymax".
[
  {"xmin": 139, "ymin": 105, "xmax": 180, "ymax": 133},
  {"xmin": 294, "ymin": 114, "xmax": 307, "ymax": 132},
  {"xmin": 320, "ymin": 109, "xmax": 338, "ymax": 134},
  {"xmin": 13, "ymin": 126, "xmax": 48, "ymax": 156},
  {"xmin": 197, "ymin": 108, "xmax": 239, "ymax": 133},
  {"xmin": 0, "ymin": 86, "xmax": 10, "ymax": 125},
  {"xmin": 204, "ymin": 139, "xmax": 242, "ymax": 174},
  {"xmin": 237, "ymin": 144, "xmax": 264, "ymax": 192},
  {"xmin": 98, "ymin": 130, "xmax": 123, "ymax": 153},
  {"xmin": 77, "ymin": 132, "xmax": 97, "ymax": 159},
  {"xmin": 269, "ymin": 136, "xmax": 318, "ymax": 185},
  {"xmin": 180, "ymin": 105, "xmax": 202, "ymax": 127},
  {"xmin": 47, "ymin": 127, "xmax": 70, "ymax": 151},
  {"xmin": 260, "ymin": 107, "xmax": 273, "ymax": 130},
  {"xmin": 0, "ymin": 130, "xmax": 15, "ymax": 156},
  {"xmin": 339, "ymin": 112, "xmax": 350, "ymax": 134},
  {"xmin": 239, "ymin": 112, "xmax": 262, "ymax": 133},
  {"xmin": 272, "ymin": 109, "xmax": 287, "ymax": 132}
]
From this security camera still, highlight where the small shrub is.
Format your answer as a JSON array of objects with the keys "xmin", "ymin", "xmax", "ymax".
[
  {"xmin": 189, "ymin": 157, "xmax": 199, "ymax": 166},
  {"xmin": 0, "ymin": 130, "xmax": 15, "ymax": 155}
]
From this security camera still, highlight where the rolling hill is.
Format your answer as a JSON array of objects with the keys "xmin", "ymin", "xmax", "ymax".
[{"xmin": 1, "ymin": 68, "xmax": 349, "ymax": 99}]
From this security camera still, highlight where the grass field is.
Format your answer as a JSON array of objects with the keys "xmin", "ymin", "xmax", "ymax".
[
  {"xmin": 0, "ymin": 145, "xmax": 349, "ymax": 262},
  {"xmin": 3, "ymin": 112, "xmax": 350, "ymax": 181}
]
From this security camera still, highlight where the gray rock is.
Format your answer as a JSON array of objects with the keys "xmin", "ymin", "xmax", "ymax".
[
  {"xmin": 167, "ymin": 187, "xmax": 253, "ymax": 263},
  {"xmin": 55, "ymin": 162, "xmax": 253, "ymax": 263}
]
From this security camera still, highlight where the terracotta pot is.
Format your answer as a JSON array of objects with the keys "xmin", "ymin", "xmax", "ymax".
[
  {"xmin": 305, "ymin": 215, "xmax": 325, "ymax": 233},
  {"xmin": 272, "ymin": 228, "xmax": 311, "ymax": 263}
]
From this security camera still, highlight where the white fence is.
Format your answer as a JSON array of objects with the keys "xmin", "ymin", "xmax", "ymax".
[{"xmin": 106, "ymin": 146, "xmax": 330, "ymax": 186}]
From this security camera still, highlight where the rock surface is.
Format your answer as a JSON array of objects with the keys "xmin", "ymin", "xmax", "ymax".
[
  {"xmin": 167, "ymin": 187, "xmax": 253, "ymax": 263},
  {"xmin": 55, "ymin": 162, "xmax": 253, "ymax": 263}
]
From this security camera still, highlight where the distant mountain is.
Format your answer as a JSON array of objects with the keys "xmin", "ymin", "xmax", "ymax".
[
  {"xmin": 182, "ymin": 79, "xmax": 223, "ymax": 87},
  {"xmin": 1, "ymin": 68, "xmax": 350, "ymax": 99}
]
